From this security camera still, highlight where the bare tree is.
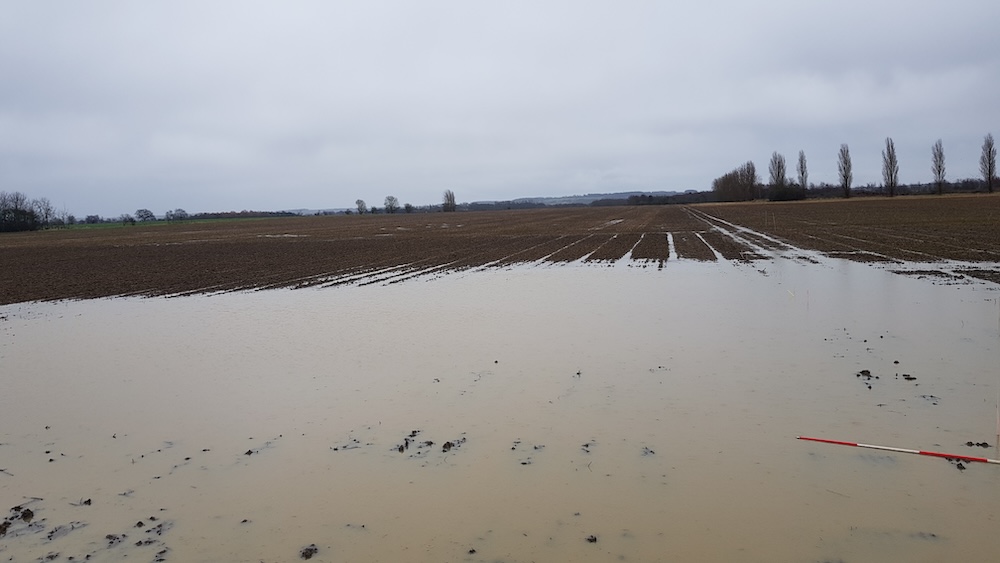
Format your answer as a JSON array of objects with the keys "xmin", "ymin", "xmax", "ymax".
[
  {"xmin": 982, "ymin": 133, "xmax": 997, "ymax": 193},
  {"xmin": 711, "ymin": 161, "xmax": 758, "ymax": 202},
  {"xmin": 882, "ymin": 137, "xmax": 899, "ymax": 196},
  {"xmin": 442, "ymin": 190, "xmax": 457, "ymax": 212},
  {"xmin": 0, "ymin": 191, "xmax": 40, "ymax": 232},
  {"xmin": 769, "ymin": 152, "xmax": 787, "ymax": 188},
  {"xmin": 931, "ymin": 139, "xmax": 946, "ymax": 195},
  {"xmin": 746, "ymin": 161, "xmax": 758, "ymax": 199},
  {"xmin": 384, "ymin": 195, "xmax": 399, "ymax": 214},
  {"xmin": 838, "ymin": 144, "xmax": 853, "ymax": 198},
  {"xmin": 797, "ymin": 150, "xmax": 808, "ymax": 191},
  {"xmin": 32, "ymin": 197, "xmax": 54, "ymax": 227},
  {"xmin": 355, "ymin": 199, "xmax": 367, "ymax": 214},
  {"xmin": 55, "ymin": 208, "xmax": 70, "ymax": 227},
  {"xmin": 7, "ymin": 190, "xmax": 29, "ymax": 213}
]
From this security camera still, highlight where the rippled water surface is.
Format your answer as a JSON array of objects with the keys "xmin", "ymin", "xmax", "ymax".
[{"xmin": 2, "ymin": 257, "xmax": 999, "ymax": 562}]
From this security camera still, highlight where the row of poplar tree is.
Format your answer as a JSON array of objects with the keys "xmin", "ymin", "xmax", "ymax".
[{"xmin": 713, "ymin": 133, "xmax": 997, "ymax": 202}]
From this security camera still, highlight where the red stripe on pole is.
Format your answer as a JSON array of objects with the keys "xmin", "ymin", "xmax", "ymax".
[
  {"xmin": 918, "ymin": 450, "xmax": 989, "ymax": 463},
  {"xmin": 797, "ymin": 436, "xmax": 858, "ymax": 447}
]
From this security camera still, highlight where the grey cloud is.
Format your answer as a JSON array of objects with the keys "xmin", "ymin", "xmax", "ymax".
[{"xmin": 1, "ymin": 1, "xmax": 998, "ymax": 216}]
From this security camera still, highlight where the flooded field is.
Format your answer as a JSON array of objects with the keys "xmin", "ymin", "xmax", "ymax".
[{"xmin": 2, "ymin": 244, "xmax": 999, "ymax": 562}]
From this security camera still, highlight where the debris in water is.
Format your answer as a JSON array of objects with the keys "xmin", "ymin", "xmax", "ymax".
[{"xmin": 300, "ymin": 544, "xmax": 319, "ymax": 559}]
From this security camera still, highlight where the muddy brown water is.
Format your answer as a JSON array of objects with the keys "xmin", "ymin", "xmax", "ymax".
[{"xmin": 2, "ymin": 256, "xmax": 999, "ymax": 562}]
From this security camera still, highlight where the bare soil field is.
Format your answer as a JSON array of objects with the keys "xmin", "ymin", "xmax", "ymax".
[
  {"xmin": 2, "ymin": 194, "xmax": 999, "ymax": 305},
  {"xmin": 699, "ymin": 194, "xmax": 1000, "ymax": 264}
]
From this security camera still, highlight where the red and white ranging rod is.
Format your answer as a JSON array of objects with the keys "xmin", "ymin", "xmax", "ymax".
[{"xmin": 797, "ymin": 436, "xmax": 1000, "ymax": 465}]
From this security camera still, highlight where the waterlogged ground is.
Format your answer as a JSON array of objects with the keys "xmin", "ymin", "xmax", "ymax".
[{"xmin": 2, "ymin": 255, "xmax": 999, "ymax": 562}]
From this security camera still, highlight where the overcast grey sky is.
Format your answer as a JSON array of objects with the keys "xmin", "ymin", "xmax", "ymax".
[{"xmin": 2, "ymin": 1, "xmax": 998, "ymax": 216}]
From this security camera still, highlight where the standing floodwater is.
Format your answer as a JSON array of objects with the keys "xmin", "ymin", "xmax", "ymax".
[{"xmin": 1, "ymin": 258, "xmax": 998, "ymax": 562}]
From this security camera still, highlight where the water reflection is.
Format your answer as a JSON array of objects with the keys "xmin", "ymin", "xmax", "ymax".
[{"xmin": 1, "ymin": 259, "xmax": 998, "ymax": 562}]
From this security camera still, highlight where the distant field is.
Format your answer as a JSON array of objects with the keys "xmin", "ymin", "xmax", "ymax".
[{"xmin": 2, "ymin": 194, "xmax": 999, "ymax": 305}]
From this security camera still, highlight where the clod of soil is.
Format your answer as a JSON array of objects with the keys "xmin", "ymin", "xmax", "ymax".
[{"xmin": 300, "ymin": 543, "xmax": 319, "ymax": 559}]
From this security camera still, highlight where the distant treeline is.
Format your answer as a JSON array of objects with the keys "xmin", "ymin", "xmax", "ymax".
[
  {"xmin": 0, "ymin": 191, "xmax": 56, "ymax": 232},
  {"xmin": 466, "ymin": 200, "xmax": 565, "ymax": 211},
  {"xmin": 802, "ymin": 178, "xmax": 988, "ymax": 198},
  {"xmin": 587, "ymin": 178, "xmax": 994, "ymax": 208},
  {"xmin": 591, "ymin": 191, "xmax": 718, "ymax": 206},
  {"xmin": 188, "ymin": 210, "xmax": 298, "ymax": 220}
]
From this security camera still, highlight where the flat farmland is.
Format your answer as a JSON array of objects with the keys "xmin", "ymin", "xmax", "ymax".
[{"xmin": 2, "ymin": 194, "xmax": 999, "ymax": 305}]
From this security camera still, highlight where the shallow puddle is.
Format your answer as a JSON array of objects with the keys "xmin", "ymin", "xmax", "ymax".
[{"xmin": 2, "ymin": 257, "xmax": 999, "ymax": 562}]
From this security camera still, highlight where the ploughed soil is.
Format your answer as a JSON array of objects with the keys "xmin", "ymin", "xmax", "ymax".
[{"xmin": 2, "ymin": 194, "xmax": 999, "ymax": 305}]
